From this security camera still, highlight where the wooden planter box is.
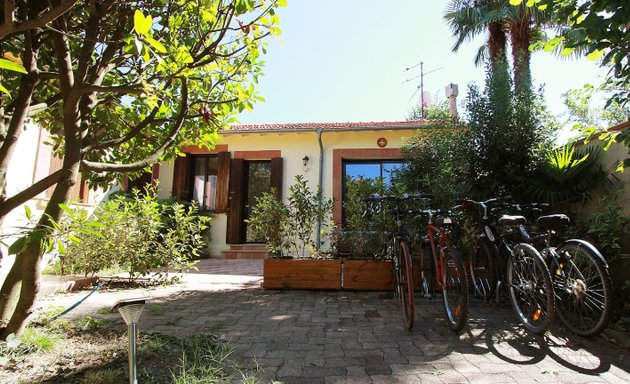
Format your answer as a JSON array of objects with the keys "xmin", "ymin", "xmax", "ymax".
[
  {"xmin": 342, "ymin": 260, "xmax": 393, "ymax": 290},
  {"xmin": 263, "ymin": 258, "xmax": 427, "ymax": 291},
  {"xmin": 262, "ymin": 259, "xmax": 342, "ymax": 289}
]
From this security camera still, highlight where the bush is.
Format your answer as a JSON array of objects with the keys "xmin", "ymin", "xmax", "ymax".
[
  {"xmin": 248, "ymin": 175, "xmax": 334, "ymax": 258},
  {"xmin": 53, "ymin": 185, "xmax": 211, "ymax": 283}
]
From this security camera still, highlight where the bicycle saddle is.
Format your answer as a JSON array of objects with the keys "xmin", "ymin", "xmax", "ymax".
[
  {"xmin": 435, "ymin": 216, "xmax": 455, "ymax": 226},
  {"xmin": 497, "ymin": 215, "xmax": 527, "ymax": 227},
  {"xmin": 536, "ymin": 214, "xmax": 570, "ymax": 229}
]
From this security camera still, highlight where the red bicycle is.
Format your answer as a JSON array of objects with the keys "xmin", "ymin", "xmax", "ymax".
[{"xmin": 417, "ymin": 206, "xmax": 470, "ymax": 332}]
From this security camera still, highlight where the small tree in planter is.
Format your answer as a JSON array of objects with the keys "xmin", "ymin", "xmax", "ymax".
[{"xmin": 248, "ymin": 175, "xmax": 334, "ymax": 258}]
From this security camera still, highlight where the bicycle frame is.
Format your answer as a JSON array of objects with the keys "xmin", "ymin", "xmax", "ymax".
[{"xmin": 425, "ymin": 220, "xmax": 452, "ymax": 290}]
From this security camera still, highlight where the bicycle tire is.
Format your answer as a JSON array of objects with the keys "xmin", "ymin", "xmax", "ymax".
[
  {"xmin": 552, "ymin": 240, "xmax": 613, "ymax": 337},
  {"xmin": 441, "ymin": 246, "xmax": 469, "ymax": 332},
  {"xmin": 399, "ymin": 240, "xmax": 415, "ymax": 330},
  {"xmin": 470, "ymin": 238, "xmax": 497, "ymax": 300},
  {"xmin": 420, "ymin": 240, "xmax": 436, "ymax": 299},
  {"xmin": 507, "ymin": 243, "xmax": 555, "ymax": 335}
]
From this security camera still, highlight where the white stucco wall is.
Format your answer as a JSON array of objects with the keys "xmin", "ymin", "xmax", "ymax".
[{"xmin": 1, "ymin": 124, "xmax": 111, "ymax": 272}]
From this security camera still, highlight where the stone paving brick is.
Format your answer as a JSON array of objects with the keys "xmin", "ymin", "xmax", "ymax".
[{"xmin": 37, "ymin": 259, "xmax": 630, "ymax": 384}]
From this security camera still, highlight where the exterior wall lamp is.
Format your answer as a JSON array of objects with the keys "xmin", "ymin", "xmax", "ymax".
[{"xmin": 302, "ymin": 155, "xmax": 309, "ymax": 167}]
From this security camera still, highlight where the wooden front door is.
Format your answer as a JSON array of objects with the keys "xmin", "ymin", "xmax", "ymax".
[{"xmin": 226, "ymin": 157, "xmax": 283, "ymax": 244}]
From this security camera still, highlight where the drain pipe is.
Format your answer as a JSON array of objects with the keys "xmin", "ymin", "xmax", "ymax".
[{"xmin": 316, "ymin": 127, "xmax": 324, "ymax": 250}]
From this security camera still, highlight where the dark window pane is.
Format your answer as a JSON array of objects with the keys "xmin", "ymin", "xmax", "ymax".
[{"xmin": 245, "ymin": 162, "xmax": 272, "ymax": 243}]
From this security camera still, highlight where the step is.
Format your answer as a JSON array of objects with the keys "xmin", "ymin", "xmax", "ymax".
[{"xmin": 222, "ymin": 249, "xmax": 270, "ymax": 260}]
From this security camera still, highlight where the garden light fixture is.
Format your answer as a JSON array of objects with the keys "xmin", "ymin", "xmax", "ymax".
[{"xmin": 112, "ymin": 297, "xmax": 146, "ymax": 384}]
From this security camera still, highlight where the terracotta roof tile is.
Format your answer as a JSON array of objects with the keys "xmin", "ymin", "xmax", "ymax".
[{"xmin": 225, "ymin": 120, "xmax": 429, "ymax": 133}]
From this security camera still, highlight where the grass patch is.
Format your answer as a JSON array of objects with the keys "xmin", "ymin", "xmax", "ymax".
[{"xmin": 1, "ymin": 324, "xmax": 262, "ymax": 384}]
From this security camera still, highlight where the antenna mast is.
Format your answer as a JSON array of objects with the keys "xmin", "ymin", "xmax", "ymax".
[{"xmin": 404, "ymin": 61, "xmax": 443, "ymax": 119}]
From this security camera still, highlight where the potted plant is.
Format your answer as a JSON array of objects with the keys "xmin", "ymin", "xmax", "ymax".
[{"xmin": 248, "ymin": 176, "xmax": 341, "ymax": 289}]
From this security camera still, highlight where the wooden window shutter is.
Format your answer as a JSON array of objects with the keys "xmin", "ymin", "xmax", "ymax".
[
  {"xmin": 270, "ymin": 157, "xmax": 283, "ymax": 200},
  {"xmin": 215, "ymin": 151, "xmax": 231, "ymax": 213},
  {"xmin": 172, "ymin": 155, "xmax": 191, "ymax": 200},
  {"xmin": 226, "ymin": 158, "xmax": 245, "ymax": 244}
]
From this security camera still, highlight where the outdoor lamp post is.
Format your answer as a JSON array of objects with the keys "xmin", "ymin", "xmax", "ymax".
[{"xmin": 112, "ymin": 298, "xmax": 146, "ymax": 384}]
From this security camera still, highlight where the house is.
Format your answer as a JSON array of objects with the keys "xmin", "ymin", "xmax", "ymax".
[{"xmin": 155, "ymin": 120, "xmax": 430, "ymax": 258}]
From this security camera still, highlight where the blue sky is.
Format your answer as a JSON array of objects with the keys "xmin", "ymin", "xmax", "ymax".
[{"xmin": 237, "ymin": 0, "xmax": 608, "ymax": 125}]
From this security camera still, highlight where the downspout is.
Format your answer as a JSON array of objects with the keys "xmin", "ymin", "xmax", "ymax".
[{"xmin": 316, "ymin": 128, "xmax": 324, "ymax": 250}]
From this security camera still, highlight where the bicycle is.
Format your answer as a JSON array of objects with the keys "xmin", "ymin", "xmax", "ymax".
[
  {"xmin": 514, "ymin": 203, "xmax": 613, "ymax": 337},
  {"xmin": 465, "ymin": 197, "xmax": 555, "ymax": 335},
  {"xmin": 364, "ymin": 194, "xmax": 419, "ymax": 330},
  {"xmin": 417, "ymin": 204, "xmax": 470, "ymax": 332}
]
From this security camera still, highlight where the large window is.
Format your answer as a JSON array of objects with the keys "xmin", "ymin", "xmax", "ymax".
[
  {"xmin": 191, "ymin": 155, "xmax": 218, "ymax": 210},
  {"xmin": 342, "ymin": 159, "xmax": 404, "ymax": 227}
]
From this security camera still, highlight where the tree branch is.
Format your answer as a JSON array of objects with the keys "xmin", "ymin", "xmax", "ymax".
[
  {"xmin": 82, "ymin": 101, "xmax": 163, "ymax": 153},
  {"xmin": 81, "ymin": 78, "xmax": 189, "ymax": 173},
  {"xmin": 0, "ymin": 0, "xmax": 79, "ymax": 39},
  {"xmin": 0, "ymin": 170, "xmax": 64, "ymax": 218}
]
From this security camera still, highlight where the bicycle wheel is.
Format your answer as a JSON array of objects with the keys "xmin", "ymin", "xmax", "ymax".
[
  {"xmin": 399, "ymin": 240, "xmax": 415, "ymax": 330},
  {"xmin": 507, "ymin": 243, "xmax": 555, "ymax": 335},
  {"xmin": 470, "ymin": 238, "xmax": 497, "ymax": 300},
  {"xmin": 419, "ymin": 239, "xmax": 435, "ymax": 299},
  {"xmin": 441, "ymin": 246, "xmax": 469, "ymax": 332},
  {"xmin": 551, "ymin": 240, "xmax": 612, "ymax": 337}
]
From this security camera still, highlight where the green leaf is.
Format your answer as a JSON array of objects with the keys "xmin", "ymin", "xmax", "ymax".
[
  {"xmin": 57, "ymin": 240, "xmax": 66, "ymax": 255},
  {"xmin": 78, "ymin": 228, "xmax": 105, "ymax": 238},
  {"xmin": 24, "ymin": 205, "xmax": 32, "ymax": 220},
  {"xmin": 134, "ymin": 10, "xmax": 152, "ymax": 36},
  {"xmin": 145, "ymin": 37, "xmax": 166, "ymax": 53},
  {"xmin": 58, "ymin": 203, "xmax": 72, "ymax": 214},
  {"xmin": 8, "ymin": 236, "xmax": 27, "ymax": 255},
  {"xmin": 0, "ymin": 58, "xmax": 27, "ymax": 74},
  {"xmin": 586, "ymin": 49, "xmax": 604, "ymax": 61},
  {"xmin": 509, "ymin": 0, "xmax": 523, "ymax": 5},
  {"xmin": 0, "ymin": 84, "xmax": 10, "ymax": 95},
  {"xmin": 278, "ymin": 0, "xmax": 287, "ymax": 6}
]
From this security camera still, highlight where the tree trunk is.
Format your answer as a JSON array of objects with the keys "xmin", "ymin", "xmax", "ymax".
[
  {"xmin": 510, "ymin": 17, "xmax": 532, "ymax": 94},
  {"xmin": 487, "ymin": 21, "xmax": 507, "ymax": 74},
  {"xmin": 0, "ymin": 161, "xmax": 79, "ymax": 339}
]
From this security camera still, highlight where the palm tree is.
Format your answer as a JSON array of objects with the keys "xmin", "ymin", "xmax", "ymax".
[
  {"xmin": 444, "ymin": 0, "xmax": 507, "ymax": 73},
  {"xmin": 444, "ymin": 0, "xmax": 552, "ymax": 93}
]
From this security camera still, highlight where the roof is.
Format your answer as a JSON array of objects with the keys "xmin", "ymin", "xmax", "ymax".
[{"xmin": 224, "ymin": 120, "xmax": 429, "ymax": 133}]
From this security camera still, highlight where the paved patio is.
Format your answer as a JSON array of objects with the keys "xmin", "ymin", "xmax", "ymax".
[{"xmin": 34, "ymin": 259, "xmax": 630, "ymax": 383}]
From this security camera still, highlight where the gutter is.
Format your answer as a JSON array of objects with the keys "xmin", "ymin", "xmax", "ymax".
[{"xmin": 316, "ymin": 128, "xmax": 324, "ymax": 250}]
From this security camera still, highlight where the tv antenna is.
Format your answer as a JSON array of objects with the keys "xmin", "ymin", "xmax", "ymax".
[{"xmin": 403, "ymin": 61, "xmax": 443, "ymax": 119}]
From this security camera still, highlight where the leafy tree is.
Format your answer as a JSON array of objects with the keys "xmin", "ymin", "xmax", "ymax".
[
  {"xmin": 400, "ymin": 117, "xmax": 470, "ymax": 206},
  {"xmin": 563, "ymin": 84, "xmax": 629, "ymax": 132},
  {"xmin": 0, "ymin": 0, "xmax": 283, "ymax": 339},
  {"xmin": 511, "ymin": 0, "xmax": 629, "ymax": 107},
  {"xmin": 464, "ymin": 60, "xmax": 556, "ymax": 197}
]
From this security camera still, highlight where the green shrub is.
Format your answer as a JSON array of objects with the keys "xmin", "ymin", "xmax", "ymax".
[
  {"xmin": 54, "ymin": 184, "xmax": 211, "ymax": 283},
  {"xmin": 248, "ymin": 175, "xmax": 334, "ymax": 258}
]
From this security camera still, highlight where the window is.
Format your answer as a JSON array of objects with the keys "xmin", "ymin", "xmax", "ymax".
[
  {"xmin": 344, "ymin": 160, "xmax": 404, "ymax": 189},
  {"xmin": 191, "ymin": 155, "xmax": 218, "ymax": 210},
  {"xmin": 342, "ymin": 159, "xmax": 404, "ymax": 227}
]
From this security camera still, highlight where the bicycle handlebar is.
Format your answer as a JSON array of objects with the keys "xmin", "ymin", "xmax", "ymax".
[{"xmin": 362, "ymin": 193, "xmax": 434, "ymax": 203}]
